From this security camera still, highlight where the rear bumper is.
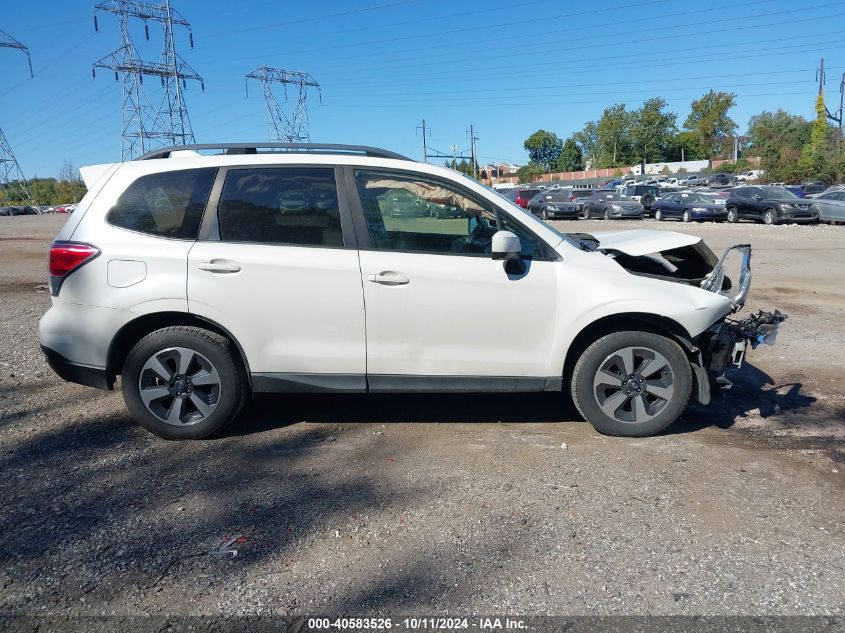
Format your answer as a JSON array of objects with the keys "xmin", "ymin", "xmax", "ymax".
[{"xmin": 41, "ymin": 344, "xmax": 112, "ymax": 390}]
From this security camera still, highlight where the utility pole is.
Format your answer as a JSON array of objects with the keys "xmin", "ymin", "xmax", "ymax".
[
  {"xmin": 817, "ymin": 58, "xmax": 825, "ymax": 95},
  {"xmin": 245, "ymin": 66, "xmax": 321, "ymax": 143},
  {"xmin": 818, "ymin": 58, "xmax": 844, "ymax": 151},
  {"xmin": 467, "ymin": 124, "xmax": 479, "ymax": 178},
  {"xmin": 416, "ymin": 119, "xmax": 429, "ymax": 163},
  {"xmin": 0, "ymin": 29, "xmax": 31, "ymax": 202},
  {"xmin": 93, "ymin": 0, "xmax": 204, "ymax": 160}
]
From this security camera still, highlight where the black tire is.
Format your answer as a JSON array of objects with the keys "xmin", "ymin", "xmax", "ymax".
[
  {"xmin": 122, "ymin": 326, "xmax": 248, "ymax": 440},
  {"xmin": 542, "ymin": 208, "xmax": 549, "ymax": 221},
  {"xmin": 603, "ymin": 207, "xmax": 611, "ymax": 220},
  {"xmin": 582, "ymin": 207, "xmax": 591, "ymax": 220},
  {"xmin": 726, "ymin": 207, "xmax": 739, "ymax": 223},
  {"xmin": 654, "ymin": 209, "xmax": 663, "ymax": 221},
  {"xmin": 763, "ymin": 208, "xmax": 777, "ymax": 225},
  {"xmin": 682, "ymin": 209, "xmax": 692, "ymax": 223},
  {"xmin": 570, "ymin": 330, "xmax": 692, "ymax": 437}
]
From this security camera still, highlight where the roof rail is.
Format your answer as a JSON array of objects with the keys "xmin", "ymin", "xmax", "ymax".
[{"xmin": 135, "ymin": 143, "xmax": 411, "ymax": 161}]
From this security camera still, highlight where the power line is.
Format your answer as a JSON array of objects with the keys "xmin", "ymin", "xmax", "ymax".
[
  {"xmin": 245, "ymin": 67, "xmax": 321, "ymax": 143},
  {"xmin": 92, "ymin": 0, "xmax": 204, "ymax": 160},
  {"xmin": 0, "ymin": 29, "xmax": 32, "ymax": 202}
]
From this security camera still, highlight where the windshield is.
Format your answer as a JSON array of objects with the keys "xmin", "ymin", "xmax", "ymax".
[
  {"xmin": 683, "ymin": 193, "xmax": 716, "ymax": 203},
  {"xmin": 760, "ymin": 186, "xmax": 797, "ymax": 199}
]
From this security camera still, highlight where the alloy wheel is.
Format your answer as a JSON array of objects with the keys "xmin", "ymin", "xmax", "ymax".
[
  {"xmin": 138, "ymin": 346, "xmax": 221, "ymax": 426},
  {"xmin": 592, "ymin": 346, "xmax": 675, "ymax": 424}
]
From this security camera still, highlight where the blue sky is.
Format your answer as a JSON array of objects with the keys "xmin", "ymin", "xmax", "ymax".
[{"xmin": 2, "ymin": 0, "xmax": 844, "ymax": 178}]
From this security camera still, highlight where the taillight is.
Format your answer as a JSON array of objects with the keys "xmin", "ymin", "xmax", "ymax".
[{"xmin": 48, "ymin": 242, "xmax": 100, "ymax": 295}]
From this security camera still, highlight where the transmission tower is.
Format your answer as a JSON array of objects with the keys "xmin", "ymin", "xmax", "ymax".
[
  {"xmin": 245, "ymin": 66, "xmax": 321, "ymax": 143},
  {"xmin": 93, "ymin": 0, "xmax": 204, "ymax": 160},
  {"xmin": 0, "ymin": 30, "xmax": 32, "ymax": 202}
]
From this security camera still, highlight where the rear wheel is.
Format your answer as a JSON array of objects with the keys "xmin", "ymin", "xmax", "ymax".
[
  {"xmin": 582, "ymin": 207, "xmax": 591, "ymax": 220},
  {"xmin": 122, "ymin": 326, "xmax": 248, "ymax": 440},
  {"xmin": 727, "ymin": 207, "xmax": 739, "ymax": 223},
  {"xmin": 682, "ymin": 209, "xmax": 692, "ymax": 223},
  {"xmin": 654, "ymin": 209, "xmax": 663, "ymax": 221},
  {"xmin": 571, "ymin": 331, "xmax": 691, "ymax": 437},
  {"xmin": 603, "ymin": 208, "xmax": 611, "ymax": 220},
  {"xmin": 542, "ymin": 208, "xmax": 549, "ymax": 220}
]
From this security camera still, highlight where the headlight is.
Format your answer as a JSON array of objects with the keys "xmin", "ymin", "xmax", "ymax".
[
  {"xmin": 611, "ymin": 204, "xmax": 623, "ymax": 211},
  {"xmin": 780, "ymin": 203, "xmax": 795, "ymax": 209},
  {"xmin": 547, "ymin": 206, "xmax": 558, "ymax": 211}
]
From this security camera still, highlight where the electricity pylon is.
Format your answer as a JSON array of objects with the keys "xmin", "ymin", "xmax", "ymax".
[
  {"xmin": 245, "ymin": 66, "xmax": 321, "ymax": 143},
  {"xmin": 93, "ymin": 0, "xmax": 204, "ymax": 160},
  {"xmin": 0, "ymin": 29, "xmax": 31, "ymax": 202}
]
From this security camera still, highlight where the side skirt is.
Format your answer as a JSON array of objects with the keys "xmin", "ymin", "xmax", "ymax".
[{"xmin": 251, "ymin": 373, "xmax": 562, "ymax": 394}]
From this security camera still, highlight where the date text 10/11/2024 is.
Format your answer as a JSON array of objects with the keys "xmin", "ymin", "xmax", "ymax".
[{"xmin": 306, "ymin": 618, "xmax": 527, "ymax": 630}]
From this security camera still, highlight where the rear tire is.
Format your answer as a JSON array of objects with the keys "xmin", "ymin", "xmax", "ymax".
[
  {"xmin": 542, "ymin": 208, "xmax": 549, "ymax": 220},
  {"xmin": 603, "ymin": 208, "xmax": 611, "ymax": 220},
  {"xmin": 682, "ymin": 209, "xmax": 692, "ymax": 223},
  {"xmin": 571, "ymin": 331, "xmax": 691, "ymax": 437},
  {"xmin": 727, "ymin": 207, "xmax": 738, "ymax": 223},
  {"xmin": 582, "ymin": 207, "xmax": 590, "ymax": 220},
  {"xmin": 122, "ymin": 326, "xmax": 248, "ymax": 440},
  {"xmin": 654, "ymin": 209, "xmax": 663, "ymax": 221}
]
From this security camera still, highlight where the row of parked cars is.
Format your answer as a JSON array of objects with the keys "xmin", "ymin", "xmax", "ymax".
[
  {"xmin": 504, "ymin": 183, "xmax": 845, "ymax": 224},
  {"xmin": 0, "ymin": 204, "xmax": 77, "ymax": 216}
]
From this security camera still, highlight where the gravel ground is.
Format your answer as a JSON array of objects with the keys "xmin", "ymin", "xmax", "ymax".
[{"xmin": 0, "ymin": 215, "xmax": 843, "ymax": 621}]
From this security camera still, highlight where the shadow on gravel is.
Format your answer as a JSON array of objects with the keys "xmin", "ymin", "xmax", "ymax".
[
  {"xmin": 0, "ymin": 403, "xmax": 422, "ymax": 611},
  {"xmin": 673, "ymin": 362, "xmax": 817, "ymax": 434},
  {"xmin": 232, "ymin": 391, "xmax": 579, "ymax": 436}
]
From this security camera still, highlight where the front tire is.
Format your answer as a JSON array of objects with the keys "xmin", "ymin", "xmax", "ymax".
[
  {"xmin": 571, "ymin": 331, "xmax": 691, "ymax": 437},
  {"xmin": 122, "ymin": 326, "xmax": 248, "ymax": 440},
  {"xmin": 682, "ymin": 209, "xmax": 692, "ymax": 223},
  {"xmin": 763, "ymin": 208, "xmax": 777, "ymax": 225},
  {"xmin": 727, "ymin": 207, "xmax": 738, "ymax": 223},
  {"xmin": 654, "ymin": 209, "xmax": 663, "ymax": 221},
  {"xmin": 582, "ymin": 207, "xmax": 590, "ymax": 220},
  {"xmin": 603, "ymin": 208, "xmax": 611, "ymax": 221},
  {"xmin": 542, "ymin": 208, "xmax": 549, "ymax": 221}
]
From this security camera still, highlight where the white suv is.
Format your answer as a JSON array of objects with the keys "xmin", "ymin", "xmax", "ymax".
[{"xmin": 39, "ymin": 143, "xmax": 784, "ymax": 439}]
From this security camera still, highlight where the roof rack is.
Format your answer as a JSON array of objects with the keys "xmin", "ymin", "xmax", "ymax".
[{"xmin": 135, "ymin": 143, "xmax": 411, "ymax": 161}]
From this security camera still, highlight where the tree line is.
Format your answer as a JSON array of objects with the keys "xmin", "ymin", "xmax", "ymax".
[
  {"xmin": 520, "ymin": 90, "xmax": 844, "ymax": 184},
  {"xmin": 0, "ymin": 160, "xmax": 87, "ymax": 206}
]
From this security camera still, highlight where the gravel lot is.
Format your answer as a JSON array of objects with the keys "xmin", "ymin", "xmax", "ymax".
[{"xmin": 0, "ymin": 215, "xmax": 843, "ymax": 620}]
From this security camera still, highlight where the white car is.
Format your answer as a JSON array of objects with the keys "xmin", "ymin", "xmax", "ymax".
[
  {"xmin": 39, "ymin": 143, "xmax": 784, "ymax": 440},
  {"xmin": 735, "ymin": 170, "xmax": 764, "ymax": 182}
]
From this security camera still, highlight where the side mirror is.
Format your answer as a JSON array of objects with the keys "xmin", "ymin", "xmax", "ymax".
[{"xmin": 491, "ymin": 230, "xmax": 522, "ymax": 261}]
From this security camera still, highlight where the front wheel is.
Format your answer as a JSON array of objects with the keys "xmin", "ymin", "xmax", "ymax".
[
  {"xmin": 122, "ymin": 326, "xmax": 248, "ymax": 440},
  {"xmin": 542, "ymin": 208, "xmax": 549, "ymax": 221},
  {"xmin": 582, "ymin": 207, "xmax": 591, "ymax": 220},
  {"xmin": 763, "ymin": 208, "xmax": 777, "ymax": 225},
  {"xmin": 603, "ymin": 208, "xmax": 611, "ymax": 220},
  {"xmin": 654, "ymin": 209, "xmax": 663, "ymax": 221},
  {"xmin": 682, "ymin": 209, "xmax": 692, "ymax": 223},
  {"xmin": 571, "ymin": 331, "xmax": 692, "ymax": 437},
  {"xmin": 727, "ymin": 207, "xmax": 738, "ymax": 223}
]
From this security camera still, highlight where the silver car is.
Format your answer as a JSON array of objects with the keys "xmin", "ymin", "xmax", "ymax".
[{"xmin": 810, "ymin": 188, "xmax": 845, "ymax": 222}]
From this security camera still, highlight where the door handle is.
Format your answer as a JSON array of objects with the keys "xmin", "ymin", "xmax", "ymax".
[
  {"xmin": 367, "ymin": 271, "xmax": 410, "ymax": 286},
  {"xmin": 198, "ymin": 260, "xmax": 241, "ymax": 273}
]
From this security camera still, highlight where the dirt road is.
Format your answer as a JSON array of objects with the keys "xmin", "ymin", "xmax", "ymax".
[{"xmin": 0, "ymin": 215, "xmax": 842, "ymax": 619}]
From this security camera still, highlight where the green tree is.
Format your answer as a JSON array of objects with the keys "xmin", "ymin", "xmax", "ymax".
[
  {"xmin": 746, "ymin": 110, "xmax": 811, "ymax": 182},
  {"xmin": 555, "ymin": 137, "xmax": 583, "ymax": 172},
  {"xmin": 630, "ymin": 98, "xmax": 677, "ymax": 165},
  {"xmin": 516, "ymin": 162, "xmax": 543, "ymax": 184},
  {"xmin": 596, "ymin": 103, "xmax": 634, "ymax": 167},
  {"xmin": 572, "ymin": 121, "xmax": 600, "ymax": 169},
  {"xmin": 683, "ymin": 90, "xmax": 737, "ymax": 159},
  {"xmin": 523, "ymin": 130, "xmax": 563, "ymax": 171},
  {"xmin": 797, "ymin": 94, "xmax": 837, "ymax": 182}
]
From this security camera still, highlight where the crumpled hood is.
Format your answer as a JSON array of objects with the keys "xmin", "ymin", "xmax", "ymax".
[{"xmin": 590, "ymin": 229, "xmax": 702, "ymax": 256}]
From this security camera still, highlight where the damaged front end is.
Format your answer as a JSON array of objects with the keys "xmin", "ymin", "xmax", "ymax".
[{"xmin": 581, "ymin": 230, "xmax": 788, "ymax": 403}]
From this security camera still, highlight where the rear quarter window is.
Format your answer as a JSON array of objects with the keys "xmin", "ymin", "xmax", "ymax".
[{"xmin": 106, "ymin": 168, "xmax": 216, "ymax": 239}]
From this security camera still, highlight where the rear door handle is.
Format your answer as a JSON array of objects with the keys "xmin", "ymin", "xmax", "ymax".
[
  {"xmin": 367, "ymin": 271, "xmax": 410, "ymax": 286},
  {"xmin": 198, "ymin": 260, "xmax": 241, "ymax": 274}
]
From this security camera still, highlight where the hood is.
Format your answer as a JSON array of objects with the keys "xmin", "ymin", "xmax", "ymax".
[{"xmin": 590, "ymin": 229, "xmax": 701, "ymax": 256}]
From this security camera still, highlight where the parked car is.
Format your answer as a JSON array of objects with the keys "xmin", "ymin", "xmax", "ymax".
[
  {"xmin": 725, "ymin": 186, "xmax": 818, "ymax": 224},
  {"xmin": 619, "ymin": 184, "xmax": 659, "ymax": 213},
  {"xmin": 505, "ymin": 187, "xmax": 541, "ymax": 209},
  {"xmin": 652, "ymin": 192, "xmax": 729, "ymax": 223},
  {"xmin": 39, "ymin": 142, "xmax": 784, "ymax": 440},
  {"xmin": 808, "ymin": 188, "xmax": 845, "ymax": 222},
  {"xmin": 783, "ymin": 185, "xmax": 805, "ymax": 198},
  {"xmin": 526, "ymin": 190, "xmax": 580, "ymax": 220},
  {"xmin": 9, "ymin": 206, "xmax": 38, "ymax": 215},
  {"xmin": 678, "ymin": 175, "xmax": 704, "ymax": 186},
  {"xmin": 603, "ymin": 179, "xmax": 624, "ymax": 188},
  {"xmin": 706, "ymin": 173, "xmax": 731, "ymax": 187},
  {"xmin": 663, "ymin": 178, "xmax": 680, "ymax": 186},
  {"xmin": 801, "ymin": 181, "xmax": 826, "ymax": 196},
  {"xmin": 579, "ymin": 190, "xmax": 645, "ymax": 220},
  {"xmin": 734, "ymin": 170, "xmax": 764, "ymax": 182}
]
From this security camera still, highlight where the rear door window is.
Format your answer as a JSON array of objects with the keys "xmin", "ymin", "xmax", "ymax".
[
  {"xmin": 216, "ymin": 167, "xmax": 344, "ymax": 247},
  {"xmin": 107, "ymin": 168, "xmax": 216, "ymax": 239}
]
